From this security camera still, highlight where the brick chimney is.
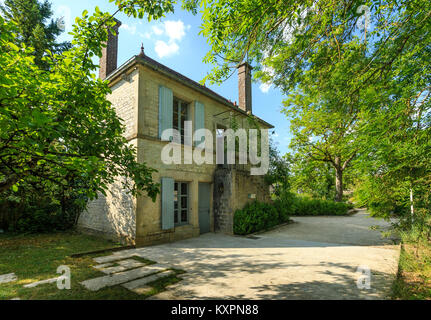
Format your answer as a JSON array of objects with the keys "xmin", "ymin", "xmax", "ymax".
[
  {"xmin": 99, "ymin": 19, "xmax": 122, "ymax": 80},
  {"xmin": 237, "ymin": 62, "xmax": 252, "ymax": 113}
]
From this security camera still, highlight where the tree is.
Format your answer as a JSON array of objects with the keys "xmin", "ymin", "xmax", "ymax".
[
  {"xmin": 265, "ymin": 136, "xmax": 290, "ymax": 196},
  {"xmin": 0, "ymin": 0, "xmax": 71, "ymax": 68},
  {"xmin": 354, "ymin": 44, "xmax": 431, "ymax": 232},
  {"xmin": 289, "ymin": 153, "xmax": 335, "ymax": 200},
  {"xmin": 0, "ymin": 0, "xmax": 179, "ymax": 205},
  {"xmin": 281, "ymin": 39, "xmax": 365, "ymax": 201},
  {"xmin": 188, "ymin": 0, "xmax": 430, "ymax": 205}
]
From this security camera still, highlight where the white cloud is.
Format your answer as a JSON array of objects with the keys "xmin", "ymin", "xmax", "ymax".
[
  {"xmin": 155, "ymin": 40, "xmax": 179, "ymax": 58},
  {"xmin": 152, "ymin": 25, "xmax": 164, "ymax": 35},
  {"xmin": 164, "ymin": 20, "xmax": 188, "ymax": 42},
  {"xmin": 260, "ymin": 83, "xmax": 271, "ymax": 93},
  {"xmin": 143, "ymin": 20, "xmax": 191, "ymax": 59},
  {"xmin": 139, "ymin": 32, "xmax": 152, "ymax": 39},
  {"xmin": 120, "ymin": 23, "xmax": 136, "ymax": 35}
]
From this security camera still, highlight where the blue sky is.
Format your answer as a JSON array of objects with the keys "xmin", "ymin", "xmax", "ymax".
[{"xmin": 50, "ymin": 0, "xmax": 292, "ymax": 154}]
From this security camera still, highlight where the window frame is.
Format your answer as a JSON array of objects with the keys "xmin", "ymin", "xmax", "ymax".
[
  {"xmin": 172, "ymin": 97, "xmax": 190, "ymax": 145},
  {"xmin": 174, "ymin": 181, "xmax": 189, "ymax": 226}
]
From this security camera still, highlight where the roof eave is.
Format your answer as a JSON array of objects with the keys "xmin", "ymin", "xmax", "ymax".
[{"xmin": 105, "ymin": 55, "xmax": 274, "ymax": 129}]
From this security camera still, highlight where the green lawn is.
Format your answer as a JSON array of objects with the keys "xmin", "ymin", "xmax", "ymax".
[
  {"xmin": 0, "ymin": 232, "xmax": 183, "ymax": 300},
  {"xmin": 391, "ymin": 242, "xmax": 431, "ymax": 300}
]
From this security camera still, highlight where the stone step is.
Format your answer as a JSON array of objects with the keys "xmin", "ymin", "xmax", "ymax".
[
  {"xmin": 23, "ymin": 277, "xmax": 58, "ymax": 288},
  {"xmin": 0, "ymin": 273, "xmax": 17, "ymax": 284},
  {"xmin": 93, "ymin": 250, "xmax": 142, "ymax": 264},
  {"xmin": 80, "ymin": 264, "xmax": 168, "ymax": 291},
  {"xmin": 93, "ymin": 262, "xmax": 113, "ymax": 269},
  {"xmin": 93, "ymin": 259, "xmax": 145, "ymax": 275},
  {"xmin": 122, "ymin": 270, "xmax": 175, "ymax": 295}
]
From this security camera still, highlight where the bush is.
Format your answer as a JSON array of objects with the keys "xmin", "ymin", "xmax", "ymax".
[
  {"xmin": 0, "ymin": 185, "xmax": 87, "ymax": 233},
  {"xmin": 233, "ymin": 201, "xmax": 281, "ymax": 235},
  {"xmin": 233, "ymin": 193, "xmax": 352, "ymax": 235},
  {"xmin": 293, "ymin": 196, "xmax": 351, "ymax": 216}
]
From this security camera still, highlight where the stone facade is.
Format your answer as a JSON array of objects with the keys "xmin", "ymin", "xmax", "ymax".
[
  {"xmin": 214, "ymin": 165, "xmax": 272, "ymax": 234},
  {"xmin": 79, "ymin": 53, "xmax": 273, "ymax": 246}
]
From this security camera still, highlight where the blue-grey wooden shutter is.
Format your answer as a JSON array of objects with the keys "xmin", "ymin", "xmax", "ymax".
[
  {"xmin": 194, "ymin": 101, "xmax": 205, "ymax": 146},
  {"xmin": 158, "ymin": 86, "xmax": 173, "ymax": 140},
  {"xmin": 161, "ymin": 177, "xmax": 174, "ymax": 230}
]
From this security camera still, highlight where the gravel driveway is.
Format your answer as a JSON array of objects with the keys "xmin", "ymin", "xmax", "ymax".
[{"xmin": 124, "ymin": 209, "xmax": 400, "ymax": 299}]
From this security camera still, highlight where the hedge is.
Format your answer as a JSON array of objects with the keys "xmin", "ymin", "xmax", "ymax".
[
  {"xmin": 233, "ymin": 193, "xmax": 353, "ymax": 235},
  {"xmin": 233, "ymin": 201, "xmax": 287, "ymax": 235}
]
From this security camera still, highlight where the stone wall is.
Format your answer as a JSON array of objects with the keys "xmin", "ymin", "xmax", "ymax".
[
  {"xmin": 213, "ymin": 165, "xmax": 271, "ymax": 234},
  {"xmin": 78, "ymin": 175, "xmax": 136, "ymax": 244},
  {"xmin": 213, "ymin": 167, "xmax": 234, "ymax": 233},
  {"xmin": 78, "ymin": 70, "xmax": 139, "ymax": 243}
]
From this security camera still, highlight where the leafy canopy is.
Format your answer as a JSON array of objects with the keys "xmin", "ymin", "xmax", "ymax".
[{"xmin": 0, "ymin": 0, "xmax": 186, "ymax": 200}]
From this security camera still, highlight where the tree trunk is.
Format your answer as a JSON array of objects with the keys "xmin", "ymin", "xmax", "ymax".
[{"xmin": 334, "ymin": 156, "xmax": 343, "ymax": 202}]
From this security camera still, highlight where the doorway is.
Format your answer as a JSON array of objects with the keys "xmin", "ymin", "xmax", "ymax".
[{"xmin": 198, "ymin": 182, "xmax": 211, "ymax": 234}]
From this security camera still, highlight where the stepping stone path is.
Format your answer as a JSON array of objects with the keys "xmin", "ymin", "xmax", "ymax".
[
  {"xmin": 93, "ymin": 251, "xmax": 143, "ymax": 264},
  {"xmin": 122, "ymin": 270, "xmax": 175, "ymax": 295},
  {"xmin": 80, "ymin": 255, "xmax": 179, "ymax": 295},
  {"xmin": 23, "ymin": 277, "xmax": 58, "ymax": 288},
  {"xmin": 93, "ymin": 259, "xmax": 145, "ymax": 274},
  {"xmin": 0, "ymin": 273, "xmax": 17, "ymax": 284}
]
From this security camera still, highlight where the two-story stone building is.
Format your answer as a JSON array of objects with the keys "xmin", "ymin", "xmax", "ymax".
[{"xmin": 78, "ymin": 21, "xmax": 274, "ymax": 246}]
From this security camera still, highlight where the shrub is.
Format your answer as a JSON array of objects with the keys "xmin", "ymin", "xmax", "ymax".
[
  {"xmin": 0, "ymin": 186, "xmax": 87, "ymax": 233},
  {"xmin": 233, "ymin": 193, "xmax": 352, "ymax": 235},
  {"xmin": 233, "ymin": 201, "xmax": 281, "ymax": 235},
  {"xmin": 292, "ymin": 196, "xmax": 351, "ymax": 216}
]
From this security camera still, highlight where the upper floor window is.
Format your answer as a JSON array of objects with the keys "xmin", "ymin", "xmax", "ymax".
[{"xmin": 173, "ymin": 97, "xmax": 189, "ymax": 144}]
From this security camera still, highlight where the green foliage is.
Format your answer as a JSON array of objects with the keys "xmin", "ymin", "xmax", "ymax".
[
  {"xmin": 289, "ymin": 154, "xmax": 336, "ymax": 200},
  {"xmin": 233, "ymin": 193, "xmax": 352, "ymax": 235},
  {"xmin": 191, "ymin": 0, "xmax": 431, "ymax": 223},
  {"xmin": 273, "ymin": 191, "xmax": 297, "ymax": 221},
  {"xmin": 265, "ymin": 136, "xmax": 290, "ymax": 195},
  {"xmin": 0, "ymin": 180, "xmax": 87, "ymax": 233},
  {"xmin": 0, "ymin": 0, "xmax": 71, "ymax": 68},
  {"xmin": 276, "ymin": 191, "xmax": 352, "ymax": 217},
  {"xmin": 233, "ymin": 201, "xmax": 281, "ymax": 235},
  {"xmin": 0, "ymin": 2, "xmax": 169, "ymax": 210},
  {"xmin": 292, "ymin": 196, "xmax": 352, "ymax": 217},
  {"xmin": 391, "ymin": 240, "xmax": 431, "ymax": 300}
]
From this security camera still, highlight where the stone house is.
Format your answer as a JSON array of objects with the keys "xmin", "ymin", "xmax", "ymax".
[{"xmin": 78, "ymin": 21, "xmax": 273, "ymax": 246}]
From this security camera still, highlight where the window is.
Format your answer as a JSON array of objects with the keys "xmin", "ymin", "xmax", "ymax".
[
  {"xmin": 174, "ymin": 182, "xmax": 189, "ymax": 225},
  {"xmin": 216, "ymin": 124, "xmax": 227, "ymax": 138},
  {"xmin": 172, "ymin": 98, "xmax": 189, "ymax": 144}
]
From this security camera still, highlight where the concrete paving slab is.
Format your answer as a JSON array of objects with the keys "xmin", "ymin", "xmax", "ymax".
[
  {"xmin": 122, "ymin": 270, "xmax": 175, "ymax": 294},
  {"xmin": 23, "ymin": 277, "xmax": 58, "ymax": 288},
  {"xmin": 80, "ymin": 264, "xmax": 168, "ymax": 291},
  {"xmin": 0, "ymin": 273, "xmax": 17, "ymax": 284},
  {"xmin": 93, "ymin": 263, "xmax": 113, "ymax": 270},
  {"xmin": 93, "ymin": 250, "xmax": 142, "ymax": 264},
  {"xmin": 95, "ymin": 259, "xmax": 145, "ymax": 275}
]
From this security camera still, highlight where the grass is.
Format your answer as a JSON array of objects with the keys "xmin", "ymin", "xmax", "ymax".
[
  {"xmin": 0, "ymin": 231, "xmax": 183, "ymax": 300},
  {"xmin": 391, "ymin": 241, "xmax": 431, "ymax": 300}
]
